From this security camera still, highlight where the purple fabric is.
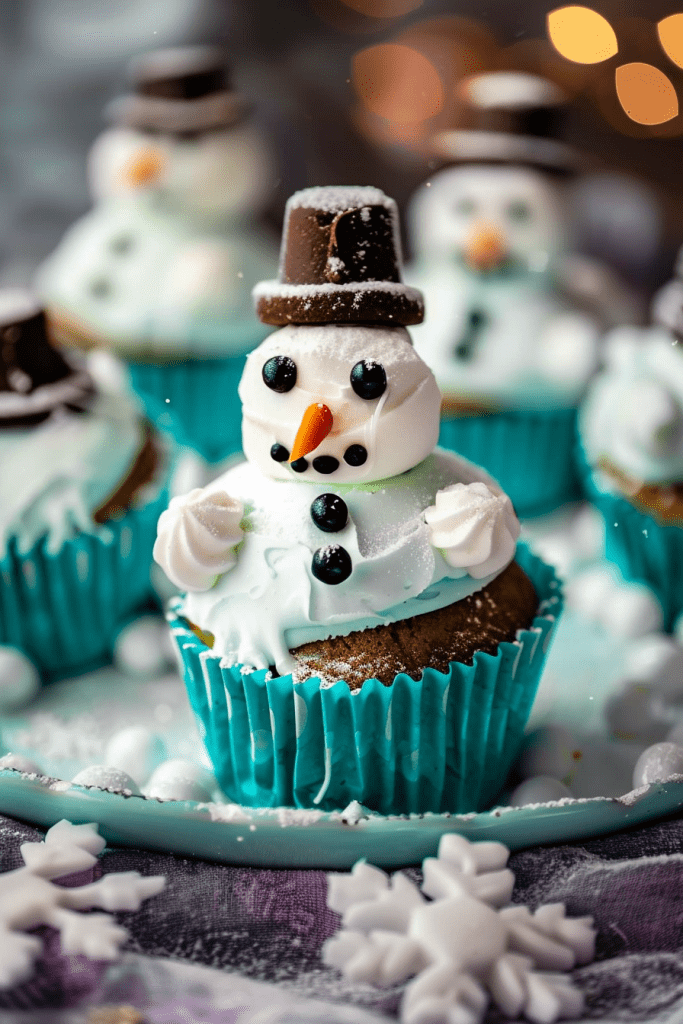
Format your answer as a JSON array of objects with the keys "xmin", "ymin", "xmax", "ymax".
[{"xmin": 4, "ymin": 811, "xmax": 683, "ymax": 1020}]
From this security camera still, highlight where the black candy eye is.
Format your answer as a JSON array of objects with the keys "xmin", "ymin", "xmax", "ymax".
[
  {"xmin": 350, "ymin": 360, "xmax": 386, "ymax": 401},
  {"xmin": 262, "ymin": 355, "xmax": 297, "ymax": 393}
]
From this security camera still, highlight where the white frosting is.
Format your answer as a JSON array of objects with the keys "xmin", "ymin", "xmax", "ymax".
[
  {"xmin": 154, "ymin": 487, "xmax": 244, "ymax": 591},
  {"xmin": 407, "ymin": 165, "xmax": 599, "ymax": 406},
  {"xmin": 425, "ymin": 481, "xmax": 519, "ymax": 579},
  {"xmin": 172, "ymin": 450, "xmax": 519, "ymax": 674},
  {"xmin": 0, "ymin": 376, "xmax": 150, "ymax": 556},
  {"xmin": 239, "ymin": 324, "xmax": 442, "ymax": 483},
  {"xmin": 464, "ymin": 72, "xmax": 565, "ymax": 109},
  {"xmin": 581, "ymin": 326, "xmax": 683, "ymax": 483},
  {"xmin": 36, "ymin": 195, "xmax": 275, "ymax": 357}
]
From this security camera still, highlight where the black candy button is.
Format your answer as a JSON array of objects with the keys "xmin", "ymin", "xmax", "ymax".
[
  {"xmin": 350, "ymin": 360, "xmax": 386, "ymax": 400},
  {"xmin": 312, "ymin": 545, "xmax": 352, "ymax": 585},
  {"xmin": 344, "ymin": 444, "xmax": 367, "ymax": 466},
  {"xmin": 311, "ymin": 494, "xmax": 348, "ymax": 533},
  {"xmin": 262, "ymin": 355, "xmax": 297, "ymax": 393},
  {"xmin": 312, "ymin": 455, "xmax": 339, "ymax": 475},
  {"xmin": 270, "ymin": 443, "xmax": 290, "ymax": 462},
  {"xmin": 291, "ymin": 457, "xmax": 308, "ymax": 473}
]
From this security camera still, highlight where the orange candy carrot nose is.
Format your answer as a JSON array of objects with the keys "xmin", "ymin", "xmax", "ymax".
[
  {"xmin": 289, "ymin": 403, "xmax": 333, "ymax": 462},
  {"xmin": 123, "ymin": 148, "xmax": 165, "ymax": 188},
  {"xmin": 463, "ymin": 222, "xmax": 508, "ymax": 273}
]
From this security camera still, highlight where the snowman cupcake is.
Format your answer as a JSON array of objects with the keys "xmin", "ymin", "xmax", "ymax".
[
  {"xmin": 36, "ymin": 46, "xmax": 277, "ymax": 463},
  {"xmin": 0, "ymin": 291, "xmax": 172, "ymax": 681},
  {"xmin": 408, "ymin": 73, "xmax": 600, "ymax": 517},
  {"xmin": 154, "ymin": 187, "xmax": 561, "ymax": 814},
  {"xmin": 581, "ymin": 261, "xmax": 683, "ymax": 629}
]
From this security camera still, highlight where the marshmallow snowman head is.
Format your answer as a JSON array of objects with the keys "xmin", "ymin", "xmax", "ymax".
[
  {"xmin": 88, "ymin": 121, "xmax": 273, "ymax": 219},
  {"xmin": 239, "ymin": 323, "xmax": 442, "ymax": 484},
  {"xmin": 409, "ymin": 163, "xmax": 568, "ymax": 276}
]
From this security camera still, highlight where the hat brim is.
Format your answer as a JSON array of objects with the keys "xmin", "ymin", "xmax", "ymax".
[
  {"xmin": 253, "ymin": 280, "xmax": 424, "ymax": 328},
  {"xmin": 432, "ymin": 130, "xmax": 581, "ymax": 176},
  {"xmin": 106, "ymin": 91, "xmax": 251, "ymax": 134}
]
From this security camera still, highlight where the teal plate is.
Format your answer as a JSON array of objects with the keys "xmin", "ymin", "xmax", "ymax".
[{"xmin": 1, "ymin": 767, "xmax": 682, "ymax": 869}]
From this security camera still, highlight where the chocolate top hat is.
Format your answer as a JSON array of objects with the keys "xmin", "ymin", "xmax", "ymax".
[
  {"xmin": 253, "ymin": 186, "xmax": 424, "ymax": 327},
  {"xmin": 107, "ymin": 45, "xmax": 249, "ymax": 136},
  {"xmin": 430, "ymin": 72, "xmax": 579, "ymax": 176},
  {"xmin": 0, "ymin": 291, "xmax": 94, "ymax": 428}
]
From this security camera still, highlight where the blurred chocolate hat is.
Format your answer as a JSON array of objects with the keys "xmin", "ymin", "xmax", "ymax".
[
  {"xmin": 254, "ymin": 186, "xmax": 424, "ymax": 327},
  {"xmin": 0, "ymin": 292, "xmax": 94, "ymax": 427},
  {"xmin": 430, "ymin": 71, "xmax": 580, "ymax": 176},
  {"xmin": 108, "ymin": 46, "xmax": 250, "ymax": 135}
]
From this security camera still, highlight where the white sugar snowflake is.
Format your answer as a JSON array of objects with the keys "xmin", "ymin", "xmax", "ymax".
[
  {"xmin": 0, "ymin": 819, "xmax": 165, "ymax": 989},
  {"xmin": 323, "ymin": 834, "xmax": 596, "ymax": 1024}
]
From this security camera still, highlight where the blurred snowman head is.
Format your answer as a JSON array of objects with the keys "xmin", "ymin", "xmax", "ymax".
[
  {"xmin": 87, "ymin": 46, "xmax": 273, "ymax": 219},
  {"xmin": 409, "ymin": 163, "xmax": 569, "ymax": 276},
  {"xmin": 239, "ymin": 323, "xmax": 442, "ymax": 483},
  {"xmin": 88, "ymin": 120, "xmax": 273, "ymax": 220}
]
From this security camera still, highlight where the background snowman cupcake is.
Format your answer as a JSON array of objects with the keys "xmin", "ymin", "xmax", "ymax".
[
  {"xmin": 0, "ymin": 291, "xmax": 173, "ymax": 688},
  {"xmin": 35, "ymin": 45, "xmax": 277, "ymax": 464},
  {"xmin": 154, "ymin": 186, "xmax": 561, "ymax": 815},
  {"xmin": 581, "ymin": 257, "xmax": 683, "ymax": 631},
  {"xmin": 408, "ymin": 72, "xmax": 601, "ymax": 517}
]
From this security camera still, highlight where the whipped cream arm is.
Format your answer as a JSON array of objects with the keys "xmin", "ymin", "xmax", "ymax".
[
  {"xmin": 424, "ymin": 481, "xmax": 520, "ymax": 579},
  {"xmin": 153, "ymin": 487, "xmax": 244, "ymax": 592}
]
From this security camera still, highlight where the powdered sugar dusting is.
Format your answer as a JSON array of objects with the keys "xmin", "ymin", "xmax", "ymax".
[
  {"xmin": 253, "ymin": 279, "xmax": 423, "ymax": 302},
  {"xmin": 287, "ymin": 186, "xmax": 394, "ymax": 213}
]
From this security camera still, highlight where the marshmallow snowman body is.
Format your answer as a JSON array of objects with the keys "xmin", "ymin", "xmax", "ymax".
[
  {"xmin": 154, "ymin": 321, "xmax": 520, "ymax": 674},
  {"xmin": 408, "ymin": 164, "xmax": 599, "ymax": 407}
]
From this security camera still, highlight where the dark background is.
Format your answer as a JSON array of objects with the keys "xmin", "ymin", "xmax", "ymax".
[{"xmin": 2, "ymin": 0, "xmax": 683, "ymax": 293}]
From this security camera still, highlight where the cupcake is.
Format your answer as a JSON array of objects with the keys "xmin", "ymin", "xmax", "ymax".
[
  {"xmin": 0, "ymin": 291, "xmax": 173, "ymax": 680},
  {"xmin": 580, "ymin": 263, "xmax": 683, "ymax": 630},
  {"xmin": 154, "ymin": 186, "xmax": 561, "ymax": 815},
  {"xmin": 408, "ymin": 72, "xmax": 601, "ymax": 517},
  {"xmin": 35, "ymin": 46, "xmax": 277, "ymax": 464}
]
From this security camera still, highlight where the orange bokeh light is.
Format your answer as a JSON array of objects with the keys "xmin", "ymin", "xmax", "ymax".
[
  {"xmin": 352, "ymin": 43, "xmax": 445, "ymax": 124},
  {"xmin": 658, "ymin": 13, "xmax": 683, "ymax": 69},
  {"xmin": 547, "ymin": 6, "xmax": 618, "ymax": 64},
  {"xmin": 615, "ymin": 62, "xmax": 678, "ymax": 124}
]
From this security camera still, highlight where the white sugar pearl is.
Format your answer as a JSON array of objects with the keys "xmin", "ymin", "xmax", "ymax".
[
  {"xmin": 624, "ymin": 634, "xmax": 682, "ymax": 686},
  {"xmin": 0, "ymin": 647, "xmax": 40, "ymax": 710},
  {"xmin": 633, "ymin": 742, "xmax": 683, "ymax": 787},
  {"xmin": 104, "ymin": 726, "xmax": 166, "ymax": 787},
  {"xmin": 0, "ymin": 752, "xmax": 43, "ymax": 774},
  {"xmin": 602, "ymin": 584, "xmax": 663, "ymax": 639},
  {"xmin": 511, "ymin": 776, "xmax": 573, "ymax": 807},
  {"xmin": 72, "ymin": 764, "xmax": 142, "ymax": 795},
  {"xmin": 518, "ymin": 725, "xmax": 578, "ymax": 782},
  {"xmin": 144, "ymin": 758, "xmax": 214, "ymax": 802},
  {"xmin": 113, "ymin": 615, "xmax": 171, "ymax": 678},
  {"xmin": 605, "ymin": 682, "xmax": 669, "ymax": 743},
  {"xmin": 565, "ymin": 566, "xmax": 615, "ymax": 619}
]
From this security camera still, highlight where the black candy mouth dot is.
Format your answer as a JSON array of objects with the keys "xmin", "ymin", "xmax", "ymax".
[
  {"xmin": 312, "ymin": 455, "xmax": 339, "ymax": 475},
  {"xmin": 291, "ymin": 457, "xmax": 308, "ymax": 473}
]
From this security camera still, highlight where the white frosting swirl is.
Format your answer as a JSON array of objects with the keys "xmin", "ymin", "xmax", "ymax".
[
  {"xmin": 424, "ymin": 481, "xmax": 520, "ymax": 579},
  {"xmin": 154, "ymin": 487, "xmax": 244, "ymax": 592}
]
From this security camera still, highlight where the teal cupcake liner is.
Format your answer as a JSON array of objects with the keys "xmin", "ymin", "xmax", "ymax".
[
  {"xmin": 127, "ymin": 354, "xmax": 248, "ymax": 464},
  {"xmin": 439, "ymin": 407, "xmax": 581, "ymax": 518},
  {"xmin": 168, "ymin": 545, "xmax": 561, "ymax": 814},
  {"xmin": 587, "ymin": 476, "xmax": 683, "ymax": 631},
  {"xmin": 0, "ymin": 485, "xmax": 169, "ymax": 679}
]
